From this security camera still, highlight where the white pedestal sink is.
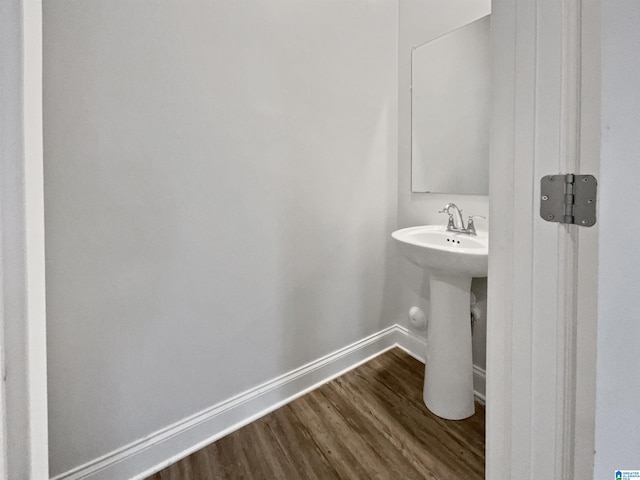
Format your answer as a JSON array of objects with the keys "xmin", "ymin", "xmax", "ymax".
[{"xmin": 392, "ymin": 225, "xmax": 488, "ymax": 420}]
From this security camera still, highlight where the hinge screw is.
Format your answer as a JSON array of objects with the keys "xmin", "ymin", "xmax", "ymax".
[
  {"xmin": 549, "ymin": 177, "xmax": 555, "ymax": 182},
  {"xmin": 581, "ymin": 219, "xmax": 588, "ymax": 224},
  {"xmin": 547, "ymin": 214, "xmax": 554, "ymax": 220},
  {"xmin": 582, "ymin": 177, "xmax": 589, "ymax": 182},
  {"xmin": 587, "ymin": 199, "xmax": 594, "ymax": 204},
  {"xmin": 542, "ymin": 195, "xmax": 549, "ymax": 201}
]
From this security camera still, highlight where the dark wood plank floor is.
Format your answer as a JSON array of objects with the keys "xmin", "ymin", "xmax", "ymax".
[{"xmin": 148, "ymin": 348, "xmax": 485, "ymax": 480}]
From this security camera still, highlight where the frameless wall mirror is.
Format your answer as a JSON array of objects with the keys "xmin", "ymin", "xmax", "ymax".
[{"xmin": 411, "ymin": 15, "xmax": 491, "ymax": 194}]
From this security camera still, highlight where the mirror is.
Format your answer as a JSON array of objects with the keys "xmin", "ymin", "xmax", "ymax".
[{"xmin": 411, "ymin": 15, "xmax": 491, "ymax": 194}]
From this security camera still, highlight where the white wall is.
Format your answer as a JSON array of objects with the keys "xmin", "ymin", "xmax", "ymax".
[
  {"xmin": 397, "ymin": 0, "xmax": 491, "ymax": 372},
  {"xmin": 594, "ymin": 0, "xmax": 640, "ymax": 476},
  {"xmin": 43, "ymin": 1, "xmax": 398, "ymax": 476}
]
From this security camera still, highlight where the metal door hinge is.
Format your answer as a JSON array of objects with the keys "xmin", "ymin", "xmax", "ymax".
[{"xmin": 540, "ymin": 174, "xmax": 597, "ymax": 227}]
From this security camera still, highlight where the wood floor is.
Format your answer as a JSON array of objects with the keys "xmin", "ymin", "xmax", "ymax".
[{"xmin": 147, "ymin": 348, "xmax": 485, "ymax": 480}]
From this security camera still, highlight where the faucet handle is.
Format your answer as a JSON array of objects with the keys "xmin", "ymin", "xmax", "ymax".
[
  {"xmin": 438, "ymin": 209, "xmax": 455, "ymax": 230},
  {"xmin": 466, "ymin": 215, "xmax": 486, "ymax": 236}
]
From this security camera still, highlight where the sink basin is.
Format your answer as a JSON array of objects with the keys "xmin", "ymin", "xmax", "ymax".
[
  {"xmin": 391, "ymin": 225, "xmax": 488, "ymax": 276},
  {"xmin": 392, "ymin": 224, "xmax": 488, "ymax": 420}
]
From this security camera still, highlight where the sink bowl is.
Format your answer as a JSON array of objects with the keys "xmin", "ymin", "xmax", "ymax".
[
  {"xmin": 391, "ymin": 225, "xmax": 487, "ymax": 277},
  {"xmin": 392, "ymin": 224, "xmax": 488, "ymax": 420}
]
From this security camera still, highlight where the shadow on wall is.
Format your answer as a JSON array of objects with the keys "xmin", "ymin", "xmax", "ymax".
[{"xmin": 273, "ymin": 101, "xmax": 399, "ymax": 372}]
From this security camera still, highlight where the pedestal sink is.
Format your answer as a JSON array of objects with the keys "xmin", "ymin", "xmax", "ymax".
[{"xmin": 392, "ymin": 225, "xmax": 488, "ymax": 420}]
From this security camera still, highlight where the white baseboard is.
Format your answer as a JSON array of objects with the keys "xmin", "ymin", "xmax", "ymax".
[
  {"xmin": 472, "ymin": 365, "xmax": 487, "ymax": 404},
  {"xmin": 394, "ymin": 324, "xmax": 429, "ymax": 363},
  {"xmin": 52, "ymin": 325, "xmax": 486, "ymax": 480}
]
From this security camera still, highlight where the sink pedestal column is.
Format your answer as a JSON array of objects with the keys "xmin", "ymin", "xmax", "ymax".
[{"xmin": 423, "ymin": 271, "xmax": 475, "ymax": 420}]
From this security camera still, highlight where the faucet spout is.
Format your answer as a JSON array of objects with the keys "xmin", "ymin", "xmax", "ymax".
[
  {"xmin": 438, "ymin": 203, "xmax": 484, "ymax": 235},
  {"xmin": 439, "ymin": 203, "xmax": 465, "ymax": 230}
]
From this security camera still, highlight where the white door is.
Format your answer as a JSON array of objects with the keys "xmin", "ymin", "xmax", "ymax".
[{"xmin": 487, "ymin": 0, "xmax": 599, "ymax": 478}]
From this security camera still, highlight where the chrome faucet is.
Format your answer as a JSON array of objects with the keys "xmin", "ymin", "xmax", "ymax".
[
  {"xmin": 438, "ymin": 203, "xmax": 485, "ymax": 236},
  {"xmin": 439, "ymin": 203, "xmax": 465, "ymax": 230}
]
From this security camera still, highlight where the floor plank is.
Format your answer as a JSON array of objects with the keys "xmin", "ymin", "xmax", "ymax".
[{"xmin": 148, "ymin": 348, "xmax": 485, "ymax": 480}]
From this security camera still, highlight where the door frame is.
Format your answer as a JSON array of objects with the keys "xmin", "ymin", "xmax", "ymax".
[
  {"xmin": 0, "ymin": 0, "xmax": 48, "ymax": 478},
  {"xmin": 487, "ymin": 0, "xmax": 599, "ymax": 478}
]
